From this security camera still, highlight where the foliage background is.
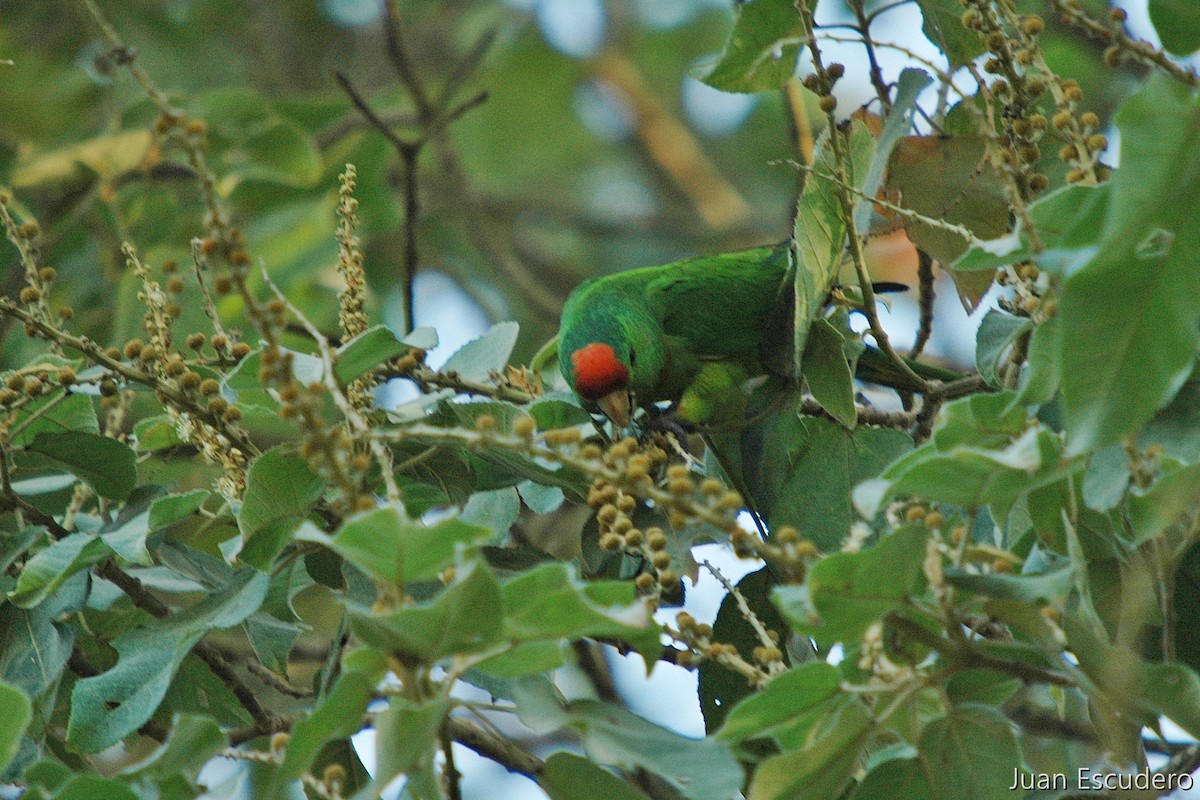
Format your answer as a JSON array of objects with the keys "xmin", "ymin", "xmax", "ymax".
[{"xmin": 2, "ymin": 1, "xmax": 1200, "ymax": 799}]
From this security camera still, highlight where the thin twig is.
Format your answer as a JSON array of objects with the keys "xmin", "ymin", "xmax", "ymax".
[
  {"xmin": 848, "ymin": 0, "xmax": 892, "ymax": 113},
  {"xmin": 246, "ymin": 660, "xmax": 313, "ymax": 699},
  {"xmin": 444, "ymin": 717, "xmax": 543, "ymax": 779},
  {"xmin": 262, "ymin": 265, "xmax": 403, "ymax": 504},
  {"xmin": 382, "ymin": 0, "xmax": 435, "ymax": 120},
  {"xmin": 910, "ymin": 250, "xmax": 936, "ymax": 359},
  {"xmin": 441, "ymin": 725, "xmax": 464, "ymax": 800},
  {"xmin": 701, "ymin": 559, "xmax": 784, "ymax": 674}
]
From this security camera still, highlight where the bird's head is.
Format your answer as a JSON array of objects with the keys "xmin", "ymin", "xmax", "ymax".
[
  {"xmin": 559, "ymin": 288, "xmax": 665, "ymax": 428},
  {"xmin": 567, "ymin": 340, "xmax": 635, "ymax": 427}
]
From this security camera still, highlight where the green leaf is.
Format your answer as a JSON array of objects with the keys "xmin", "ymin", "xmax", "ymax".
[
  {"xmin": 763, "ymin": 416, "xmax": 912, "ymax": 551},
  {"xmin": 803, "ymin": 318, "xmax": 856, "ymax": 427},
  {"xmin": 1149, "ymin": 0, "xmax": 1200, "ymax": 54},
  {"xmin": 244, "ymin": 612, "xmax": 306, "ymax": 674},
  {"xmin": 403, "ymin": 326, "xmax": 439, "ymax": 351},
  {"xmin": 101, "ymin": 509, "xmax": 152, "ymax": 566},
  {"xmin": 974, "ymin": 310, "xmax": 1031, "ymax": 387},
  {"xmin": 1175, "ymin": 543, "xmax": 1200, "ymax": 675},
  {"xmin": 539, "ymin": 752, "xmax": 652, "ymax": 800},
  {"xmin": 953, "ymin": 182, "xmax": 1110, "ymax": 276},
  {"xmin": 133, "ymin": 414, "xmax": 185, "ymax": 452},
  {"xmin": 121, "ymin": 714, "xmax": 225, "ymax": 780},
  {"xmin": 460, "ymin": 487, "xmax": 521, "ymax": 536},
  {"xmin": 514, "ymin": 681, "xmax": 744, "ymax": 800},
  {"xmin": 855, "ymin": 427, "xmax": 1075, "ymax": 520},
  {"xmin": 277, "ymin": 648, "xmax": 388, "ymax": 784},
  {"xmin": 1020, "ymin": 77, "xmax": 1200, "ymax": 456},
  {"xmin": 849, "ymin": 758, "xmax": 931, "ymax": 800},
  {"xmin": 238, "ymin": 447, "xmax": 324, "ymax": 569},
  {"xmin": 918, "ymin": 704, "xmax": 1020, "ymax": 800},
  {"xmin": 441, "ymin": 321, "xmax": 520, "ymax": 382},
  {"xmin": 930, "ymin": 391, "xmax": 1027, "ymax": 452},
  {"xmin": 67, "ymin": 568, "xmax": 269, "ymax": 752},
  {"xmin": 717, "ymin": 661, "xmax": 840, "ymax": 743},
  {"xmin": 748, "ymin": 696, "xmax": 872, "ymax": 800},
  {"xmin": 501, "ymin": 563, "xmax": 659, "ymax": 667},
  {"xmin": 773, "ymin": 525, "xmax": 929, "ymax": 644},
  {"xmin": 9, "ymin": 533, "xmax": 112, "ymax": 609},
  {"xmin": 297, "ymin": 505, "xmax": 492, "ymax": 586},
  {"xmin": 335, "ymin": 325, "xmax": 408, "ymax": 384},
  {"xmin": 349, "ymin": 559, "xmax": 505, "ymax": 662},
  {"xmin": 0, "ymin": 599, "xmax": 78, "ymax": 698},
  {"xmin": 517, "ymin": 479, "xmax": 565, "ymax": 514},
  {"xmin": 149, "ymin": 490, "xmax": 210, "ymax": 530},
  {"xmin": 528, "ymin": 397, "xmax": 591, "ymax": 430},
  {"xmin": 944, "ymin": 566, "xmax": 1073, "ymax": 603},
  {"xmin": 1139, "ymin": 663, "xmax": 1200, "ymax": 739},
  {"xmin": 699, "ymin": 0, "xmax": 804, "ymax": 93},
  {"xmin": 8, "ymin": 392, "xmax": 98, "ymax": 448},
  {"xmin": 1017, "ymin": 317, "xmax": 1061, "ymax": 406},
  {"xmin": 47, "ymin": 775, "xmax": 139, "ymax": 800},
  {"xmin": 0, "ymin": 679, "xmax": 31, "ymax": 774},
  {"xmin": 373, "ymin": 696, "xmax": 450, "ymax": 793},
  {"xmin": 914, "ymin": 0, "xmax": 987, "ymax": 66},
  {"xmin": 26, "ymin": 431, "xmax": 137, "ymax": 501},
  {"xmin": 1128, "ymin": 463, "xmax": 1200, "ymax": 544},
  {"xmin": 701, "ymin": 567, "xmax": 792, "ymax": 732},
  {"xmin": 240, "ymin": 119, "xmax": 322, "ymax": 186},
  {"xmin": 793, "ymin": 122, "xmax": 875, "ymax": 375}
]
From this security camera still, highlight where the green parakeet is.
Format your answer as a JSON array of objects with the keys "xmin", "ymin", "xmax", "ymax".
[{"xmin": 556, "ymin": 243, "xmax": 955, "ymax": 428}]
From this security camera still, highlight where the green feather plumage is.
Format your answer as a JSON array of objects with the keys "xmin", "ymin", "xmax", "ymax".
[
  {"xmin": 557, "ymin": 243, "xmax": 960, "ymax": 424},
  {"xmin": 558, "ymin": 244, "xmax": 790, "ymax": 415}
]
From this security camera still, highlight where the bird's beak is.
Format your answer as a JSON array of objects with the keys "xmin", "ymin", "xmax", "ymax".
[{"xmin": 597, "ymin": 389, "xmax": 632, "ymax": 428}]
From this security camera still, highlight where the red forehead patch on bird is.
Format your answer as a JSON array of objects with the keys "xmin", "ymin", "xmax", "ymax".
[{"xmin": 570, "ymin": 342, "xmax": 629, "ymax": 400}]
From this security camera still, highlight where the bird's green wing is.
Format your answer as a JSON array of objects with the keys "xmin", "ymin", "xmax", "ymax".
[{"xmin": 646, "ymin": 245, "xmax": 790, "ymax": 359}]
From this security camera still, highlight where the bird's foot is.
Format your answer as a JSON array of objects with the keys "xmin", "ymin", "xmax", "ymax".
[{"xmin": 639, "ymin": 409, "xmax": 703, "ymax": 467}]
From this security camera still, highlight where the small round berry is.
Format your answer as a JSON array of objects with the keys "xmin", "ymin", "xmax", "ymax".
[
  {"xmin": 647, "ymin": 528, "xmax": 668, "ymax": 552},
  {"xmin": 513, "ymin": 415, "xmax": 536, "ymax": 438},
  {"xmin": 818, "ymin": 94, "xmax": 837, "ymax": 114},
  {"xmin": 19, "ymin": 287, "xmax": 41, "ymax": 304},
  {"xmin": 599, "ymin": 533, "xmax": 624, "ymax": 552}
]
